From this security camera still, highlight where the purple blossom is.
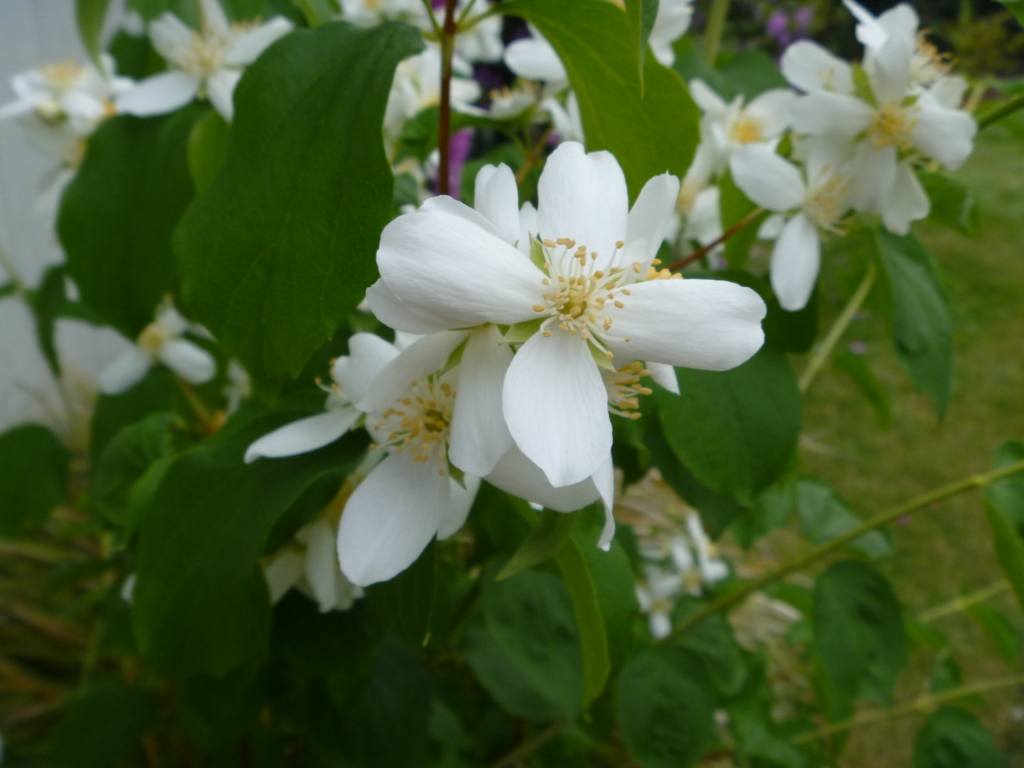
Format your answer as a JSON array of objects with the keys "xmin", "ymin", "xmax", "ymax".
[
  {"xmin": 447, "ymin": 128, "xmax": 474, "ymax": 200},
  {"xmin": 793, "ymin": 6, "xmax": 814, "ymax": 38},
  {"xmin": 766, "ymin": 10, "xmax": 791, "ymax": 49}
]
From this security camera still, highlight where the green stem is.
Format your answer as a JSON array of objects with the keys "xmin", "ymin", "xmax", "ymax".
[
  {"xmin": 436, "ymin": 0, "xmax": 459, "ymax": 197},
  {"xmin": 702, "ymin": 0, "xmax": 731, "ymax": 64},
  {"xmin": 489, "ymin": 721, "xmax": 565, "ymax": 768},
  {"xmin": 798, "ymin": 262, "xmax": 877, "ymax": 394},
  {"xmin": 977, "ymin": 90, "xmax": 1024, "ymax": 130},
  {"xmin": 917, "ymin": 580, "xmax": 1011, "ymax": 623},
  {"xmin": 658, "ymin": 457, "xmax": 1024, "ymax": 644},
  {"xmin": 791, "ymin": 674, "xmax": 1024, "ymax": 744},
  {"xmin": 419, "ymin": 0, "xmax": 443, "ymax": 37}
]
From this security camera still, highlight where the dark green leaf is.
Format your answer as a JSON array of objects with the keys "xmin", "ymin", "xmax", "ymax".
[
  {"xmin": 367, "ymin": 540, "xmax": 437, "ymax": 647},
  {"xmin": 718, "ymin": 49, "xmax": 791, "ymax": 97},
  {"xmin": 175, "ymin": 22, "xmax": 424, "ymax": 390},
  {"xmin": 797, "ymin": 477, "xmax": 893, "ymax": 558},
  {"xmin": 618, "ymin": 646, "xmax": 717, "ymax": 768},
  {"xmin": 764, "ymin": 285, "xmax": 819, "ymax": 355},
  {"xmin": 52, "ymin": 681, "xmax": 159, "ymax": 768},
  {"xmin": 295, "ymin": 0, "xmax": 341, "ymax": 26},
  {"xmin": 965, "ymin": 602, "xmax": 1022, "ymax": 667},
  {"xmin": 996, "ymin": 0, "xmax": 1024, "ymax": 27},
  {"xmin": 913, "ymin": 707, "xmax": 1000, "ymax": 768},
  {"xmin": 187, "ymin": 109, "xmax": 230, "ymax": 193},
  {"xmin": 89, "ymin": 367, "xmax": 176, "ymax": 469},
  {"xmin": 986, "ymin": 440, "xmax": 1024, "ymax": 537},
  {"xmin": 0, "ymin": 425, "xmax": 70, "ymax": 536},
  {"xmin": 833, "ymin": 349, "xmax": 892, "ymax": 426},
  {"xmin": 625, "ymin": 0, "xmax": 659, "ymax": 83},
  {"xmin": 76, "ymin": 0, "xmax": 113, "ymax": 65},
  {"xmin": 657, "ymin": 347, "xmax": 802, "ymax": 507},
  {"xmin": 501, "ymin": 0, "xmax": 700, "ymax": 200},
  {"xmin": 731, "ymin": 478, "xmax": 796, "ymax": 549},
  {"xmin": 670, "ymin": 612, "xmax": 747, "ymax": 697},
  {"xmin": 0, "ymin": 282, "xmax": 15, "ymax": 299},
  {"xmin": 875, "ymin": 228, "xmax": 954, "ymax": 418},
  {"xmin": 983, "ymin": 496, "xmax": 1024, "ymax": 614},
  {"xmin": 919, "ymin": 171, "xmax": 979, "ymax": 236},
  {"xmin": 728, "ymin": 657, "xmax": 812, "ymax": 768},
  {"xmin": 498, "ymin": 508, "xmax": 580, "ymax": 579},
  {"xmin": 58, "ymin": 108, "xmax": 201, "ymax": 337},
  {"xmin": 29, "ymin": 265, "xmax": 68, "ymax": 377},
  {"xmin": 133, "ymin": 407, "xmax": 364, "ymax": 676},
  {"xmin": 813, "ymin": 561, "xmax": 907, "ymax": 719}
]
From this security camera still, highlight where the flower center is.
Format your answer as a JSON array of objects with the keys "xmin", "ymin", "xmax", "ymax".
[
  {"xmin": 181, "ymin": 32, "xmax": 229, "ymax": 77},
  {"xmin": 137, "ymin": 322, "xmax": 170, "ymax": 354},
  {"xmin": 803, "ymin": 169, "xmax": 850, "ymax": 230},
  {"xmin": 605, "ymin": 362, "xmax": 653, "ymax": 420},
  {"xmin": 911, "ymin": 33, "xmax": 951, "ymax": 88},
  {"xmin": 730, "ymin": 115, "xmax": 764, "ymax": 145},
  {"xmin": 375, "ymin": 378, "xmax": 455, "ymax": 470},
  {"xmin": 868, "ymin": 101, "xmax": 917, "ymax": 151},
  {"xmin": 41, "ymin": 59, "xmax": 84, "ymax": 93}
]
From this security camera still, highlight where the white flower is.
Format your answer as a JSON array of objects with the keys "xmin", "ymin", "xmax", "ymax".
[
  {"xmin": 648, "ymin": 0, "xmax": 695, "ymax": 68},
  {"xmin": 685, "ymin": 513, "xmax": 729, "ymax": 586},
  {"xmin": 245, "ymin": 333, "xmax": 399, "ymax": 463},
  {"xmin": 451, "ymin": 1, "xmax": 505, "ymax": 64},
  {"xmin": 117, "ymin": 0, "xmax": 293, "ymax": 122},
  {"xmin": 97, "ymin": 302, "xmax": 216, "ymax": 395},
  {"xmin": 783, "ymin": 26, "xmax": 976, "ymax": 234},
  {"xmin": 458, "ymin": 81, "xmax": 541, "ymax": 121},
  {"xmin": 340, "ymin": 0, "xmax": 429, "ymax": 26},
  {"xmin": 370, "ymin": 143, "xmax": 767, "ymax": 487},
  {"xmin": 668, "ymin": 143, "xmax": 723, "ymax": 253},
  {"xmin": 504, "ymin": 27, "xmax": 568, "ymax": 86},
  {"xmin": 542, "ymin": 91, "xmax": 584, "ymax": 143},
  {"xmin": 730, "ymin": 142, "xmax": 852, "ymax": 310},
  {"xmin": 337, "ymin": 331, "xmax": 498, "ymax": 585},
  {"xmin": 223, "ymin": 359, "xmax": 251, "ymax": 414},
  {"xmin": 264, "ymin": 513, "xmax": 364, "ymax": 612},
  {"xmin": 689, "ymin": 79, "xmax": 795, "ymax": 174}
]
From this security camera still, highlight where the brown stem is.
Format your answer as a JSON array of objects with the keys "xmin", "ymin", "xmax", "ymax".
[
  {"xmin": 436, "ymin": 0, "xmax": 459, "ymax": 196},
  {"xmin": 489, "ymin": 720, "xmax": 565, "ymax": 768},
  {"xmin": 516, "ymin": 125, "xmax": 555, "ymax": 185},
  {"xmin": 667, "ymin": 207, "xmax": 765, "ymax": 271},
  {"xmin": 177, "ymin": 379, "xmax": 215, "ymax": 435}
]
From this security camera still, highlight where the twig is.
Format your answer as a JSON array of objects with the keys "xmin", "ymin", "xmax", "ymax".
[
  {"xmin": 516, "ymin": 125, "xmax": 555, "ymax": 185},
  {"xmin": 436, "ymin": 0, "xmax": 459, "ymax": 197},
  {"xmin": 977, "ymin": 90, "xmax": 1024, "ymax": 130},
  {"xmin": 667, "ymin": 207, "xmax": 765, "ymax": 271},
  {"xmin": 702, "ymin": 0, "xmax": 731, "ymax": 64},
  {"xmin": 917, "ymin": 580, "xmax": 1012, "ymax": 623},
  {"xmin": 489, "ymin": 721, "xmax": 566, "ymax": 768},
  {"xmin": 798, "ymin": 262, "xmax": 877, "ymax": 393},
  {"xmin": 177, "ymin": 379, "xmax": 216, "ymax": 435},
  {"xmin": 657, "ymin": 457, "xmax": 1024, "ymax": 643},
  {"xmin": 419, "ymin": 0, "xmax": 442, "ymax": 36}
]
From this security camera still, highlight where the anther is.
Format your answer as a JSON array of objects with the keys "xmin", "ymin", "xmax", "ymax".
[{"xmin": 615, "ymin": 240, "xmax": 625, "ymax": 249}]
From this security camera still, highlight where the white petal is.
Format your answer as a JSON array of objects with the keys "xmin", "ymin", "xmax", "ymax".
[
  {"xmin": 332, "ymin": 333, "xmax": 400, "ymax": 405},
  {"xmin": 757, "ymin": 213, "xmax": 786, "ymax": 240},
  {"xmin": 206, "ymin": 68, "xmax": 242, "ymax": 122},
  {"xmin": 338, "ymin": 450, "xmax": 450, "ymax": 586},
  {"xmin": 357, "ymin": 331, "xmax": 468, "ymax": 413},
  {"xmin": 448, "ymin": 326, "xmax": 514, "ymax": 476},
  {"xmin": 603, "ymin": 279, "xmax": 766, "ymax": 371},
  {"xmin": 780, "ymin": 40, "xmax": 854, "ymax": 94},
  {"xmin": 377, "ymin": 210, "xmax": 544, "ymax": 329},
  {"xmin": 518, "ymin": 201, "xmax": 539, "ymax": 255},
  {"xmin": 225, "ymin": 17, "xmax": 294, "ymax": 66},
  {"xmin": 646, "ymin": 361, "xmax": 679, "ymax": 394},
  {"xmin": 843, "ymin": 0, "xmax": 887, "ymax": 48},
  {"xmin": 304, "ymin": 518, "xmax": 339, "ymax": 613},
  {"xmin": 149, "ymin": 13, "xmax": 196, "ymax": 64},
  {"xmin": 97, "ymin": 346, "xmax": 152, "ymax": 395},
  {"xmin": 158, "ymin": 339, "xmax": 216, "ymax": 383},
  {"xmin": 537, "ymin": 142, "xmax": 629, "ymax": 269},
  {"xmin": 198, "ymin": 0, "xmax": 232, "ymax": 37},
  {"xmin": 592, "ymin": 454, "xmax": 616, "ymax": 550},
  {"xmin": 688, "ymin": 79, "xmax": 728, "ymax": 114},
  {"xmin": 365, "ymin": 279, "xmax": 452, "ymax": 334},
  {"xmin": 502, "ymin": 330, "xmax": 611, "ymax": 487},
  {"xmin": 627, "ymin": 173, "xmax": 682, "ymax": 263},
  {"xmin": 420, "ymin": 195, "xmax": 503, "ymax": 239},
  {"xmin": 876, "ymin": 3, "xmax": 919, "ymax": 43},
  {"xmin": 474, "ymin": 164, "xmax": 521, "ymax": 245},
  {"xmin": 503, "ymin": 37, "xmax": 567, "ymax": 83},
  {"xmin": 244, "ymin": 408, "xmax": 360, "ymax": 463},
  {"xmin": 729, "ymin": 145, "xmax": 806, "ymax": 212},
  {"xmin": 264, "ymin": 549, "xmax": 305, "ymax": 604},
  {"xmin": 485, "ymin": 444, "xmax": 602, "ymax": 512},
  {"xmin": 116, "ymin": 71, "xmax": 201, "ymax": 116},
  {"xmin": 850, "ymin": 142, "xmax": 897, "ymax": 213},
  {"xmin": 867, "ymin": 31, "xmax": 913, "ymax": 104},
  {"xmin": 881, "ymin": 162, "xmax": 929, "ymax": 235},
  {"xmin": 744, "ymin": 89, "xmax": 795, "ymax": 138},
  {"xmin": 912, "ymin": 101, "xmax": 976, "ymax": 171},
  {"xmin": 789, "ymin": 92, "xmax": 873, "ymax": 138},
  {"xmin": 930, "ymin": 76, "xmax": 967, "ymax": 109},
  {"xmin": 648, "ymin": 0, "xmax": 693, "ymax": 67},
  {"xmin": 0, "ymin": 99, "xmax": 37, "ymax": 121},
  {"xmin": 438, "ymin": 474, "xmax": 481, "ymax": 539},
  {"xmin": 770, "ymin": 213, "xmax": 820, "ymax": 312}
]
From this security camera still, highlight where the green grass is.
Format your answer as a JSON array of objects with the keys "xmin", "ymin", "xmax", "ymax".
[{"xmin": 797, "ymin": 112, "xmax": 1024, "ymax": 765}]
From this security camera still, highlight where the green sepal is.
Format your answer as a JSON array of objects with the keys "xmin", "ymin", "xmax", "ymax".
[
  {"xmin": 441, "ymin": 336, "xmax": 469, "ymax": 375},
  {"xmin": 448, "ymin": 461, "xmax": 467, "ymax": 490},
  {"xmin": 498, "ymin": 508, "xmax": 580, "ymax": 580},
  {"xmin": 851, "ymin": 62, "xmax": 876, "ymax": 106},
  {"xmin": 589, "ymin": 340, "xmax": 617, "ymax": 372},
  {"xmin": 504, "ymin": 317, "xmax": 545, "ymax": 344},
  {"xmin": 529, "ymin": 234, "xmax": 547, "ymax": 269}
]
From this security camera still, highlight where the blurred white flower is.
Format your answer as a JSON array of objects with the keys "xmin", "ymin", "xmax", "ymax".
[
  {"xmin": 648, "ymin": 0, "xmax": 695, "ymax": 68},
  {"xmin": 117, "ymin": 0, "xmax": 293, "ymax": 121},
  {"xmin": 504, "ymin": 27, "xmax": 568, "ymax": 87},
  {"xmin": 542, "ymin": 91, "xmax": 584, "ymax": 143},
  {"xmin": 223, "ymin": 359, "xmax": 251, "ymax": 414}
]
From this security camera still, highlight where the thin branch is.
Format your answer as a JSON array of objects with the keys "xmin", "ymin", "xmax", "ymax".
[
  {"xmin": 489, "ymin": 721, "xmax": 565, "ymax": 768},
  {"xmin": 419, "ymin": 0, "xmax": 443, "ymax": 36},
  {"xmin": 667, "ymin": 207, "xmax": 765, "ymax": 271},
  {"xmin": 977, "ymin": 90, "xmax": 1024, "ymax": 130},
  {"xmin": 917, "ymin": 580, "xmax": 1012, "ymax": 623},
  {"xmin": 516, "ymin": 125, "xmax": 555, "ymax": 185},
  {"xmin": 702, "ymin": 0, "xmax": 731, "ymax": 64},
  {"xmin": 177, "ymin": 379, "xmax": 216, "ymax": 435},
  {"xmin": 436, "ymin": 0, "xmax": 459, "ymax": 197},
  {"xmin": 657, "ymin": 457, "xmax": 1024, "ymax": 643},
  {"xmin": 798, "ymin": 262, "xmax": 877, "ymax": 393}
]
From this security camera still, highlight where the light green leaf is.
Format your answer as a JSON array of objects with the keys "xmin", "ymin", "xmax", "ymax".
[
  {"xmin": 29, "ymin": 265, "xmax": 68, "ymax": 378},
  {"xmin": 983, "ymin": 495, "xmax": 1024, "ymax": 614},
  {"xmin": 625, "ymin": 0, "xmax": 659, "ymax": 84},
  {"xmin": 367, "ymin": 540, "xmax": 437, "ymax": 647},
  {"xmin": 498, "ymin": 509, "xmax": 580, "ymax": 579},
  {"xmin": 59, "ymin": 108, "xmax": 202, "ymax": 337},
  {"xmin": 965, "ymin": 602, "xmax": 1022, "ymax": 666},
  {"xmin": 656, "ymin": 347, "xmax": 802, "ymax": 507},
  {"xmin": 986, "ymin": 440, "xmax": 1024, "ymax": 537},
  {"xmin": 874, "ymin": 228, "xmax": 954, "ymax": 419},
  {"xmin": 919, "ymin": 171, "xmax": 979, "ymax": 236},
  {"xmin": 0, "ymin": 425, "xmax": 70, "ymax": 537},
  {"xmin": 76, "ymin": 0, "xmax": 113, "ymax": 66},
  {"xmin": 797, "ymin": 477, "xmax": 893, "ymax": 559},
  {"xmin": 187, "ymin": 109, "xmax": 231, "ymax": 194},
  {"xmin": 175, "ymin": 22, "xmax": 424, "ymax": 390},
  {"xmin": 913, "ymin": 707, "xmax": 1001, "ymax": 768},
  {"xmin": 295, "ymin": 0, "xmax": 341, "ymax": 25},
  {"xmin": 813, "ymin": 561, "xmax": 907, "ymax": 719},
  {"xmin": 500, "ymin": 0, "xmax": 700, "ymax": 200}
]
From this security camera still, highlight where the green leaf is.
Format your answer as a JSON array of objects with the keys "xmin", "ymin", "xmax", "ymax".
[
  {"xmin": 367, "ymin": 540, "xmax": 438, "ymax": 647},
  {"xmin": 187, "ymin": 109, "xmax": 231, "ymax": 193},
  {"xmin": 498, "ymin": 508, "xmax": 580, "ymax": 579},
  {"xmin": 501, "ymin": 0, "xmax": 700, "ymax": 200},
  {"xmin": 52, "ymin": 681, "xmax": 159, "ymax": 768},
  {"xmin": 833, "ymin": 349, "xmax": 892, "ymax": 426},
  {"xmin": 913, "ymin": 707, "xmax": 1000, "ymax": 768},
  {"xmin": 175, "ymin": 22, "xmax": 424, "ymax": 390},
  {"xmin": 295, "ymin": 0, "xmax": 341, "ymax": 26},
  {"xmin": 656, "ymin": 347, "xmax": 802, "ymax": 507},
  {"xmin": 813, "ymin": 561, "xmax": 907, "ymax": 719},
  {"xmin": 797, "ymin": 477, "xmax": 893, "ymax": 559},
  {"xmin": 89, "ymin": 368, "xmax": 177, "ymax": 469},
  {"xmin": 718, "ymin": 49, "xmax": 791, "ymax": 98},
  {"xmin": 618, "ymin": 646, "xmax": 717, "ymax": 768},
  {"xmin": 965, "ymin": 602, "xmax": 1022, "ymax": 666},
  {"xmin": 625, "ymin": 0, "xmax": 659, "ymax": 83},
  {"xmin": 728, "ymin": 657, "xmax": 812, "ymax": 768},
  {"xmin": 919, "ymin": 171, "xmax": 979, "ymax": 236},
  {"xmin": 986, "ymin": 440, "xmax": 1024, "ymax": 537},
  {"xmin": 731, "ymin": 478, "xmax": 796, "ymax": 549},
  {"xmin": 29, "ymin": 265, "xmax": 69, "ymax": 377},
  {"xmin": 997, "ymin": 0, "xmax": 1024, "ymax": 27},
  {"xmin": 983, "ymin": 494, "xmax": 1024, "ymax": 614},
  {"xmin": 670, "ymin": 612, "xmax": 747, "ymax": 697},
  {"xmin": 76, "ymin": 0, "xmax": 113, "ymax": 65},
  {"xmin": 133, "ymin": 407, "xmax": 364, "ymax": 676},
  {"xmin": 0, "ymin": 282, "xmax": 15, "ymax": 299},
  {"xmin": 0, "ymin": 425, "xmax": 70, "ymax": 537},
  {"xmin": 874, "ymin": 228, "xmax": 954, "ymax": 418},
  {"xmin": 58, "ymin": 109, "xmax": 201, "ymax": 337}
]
